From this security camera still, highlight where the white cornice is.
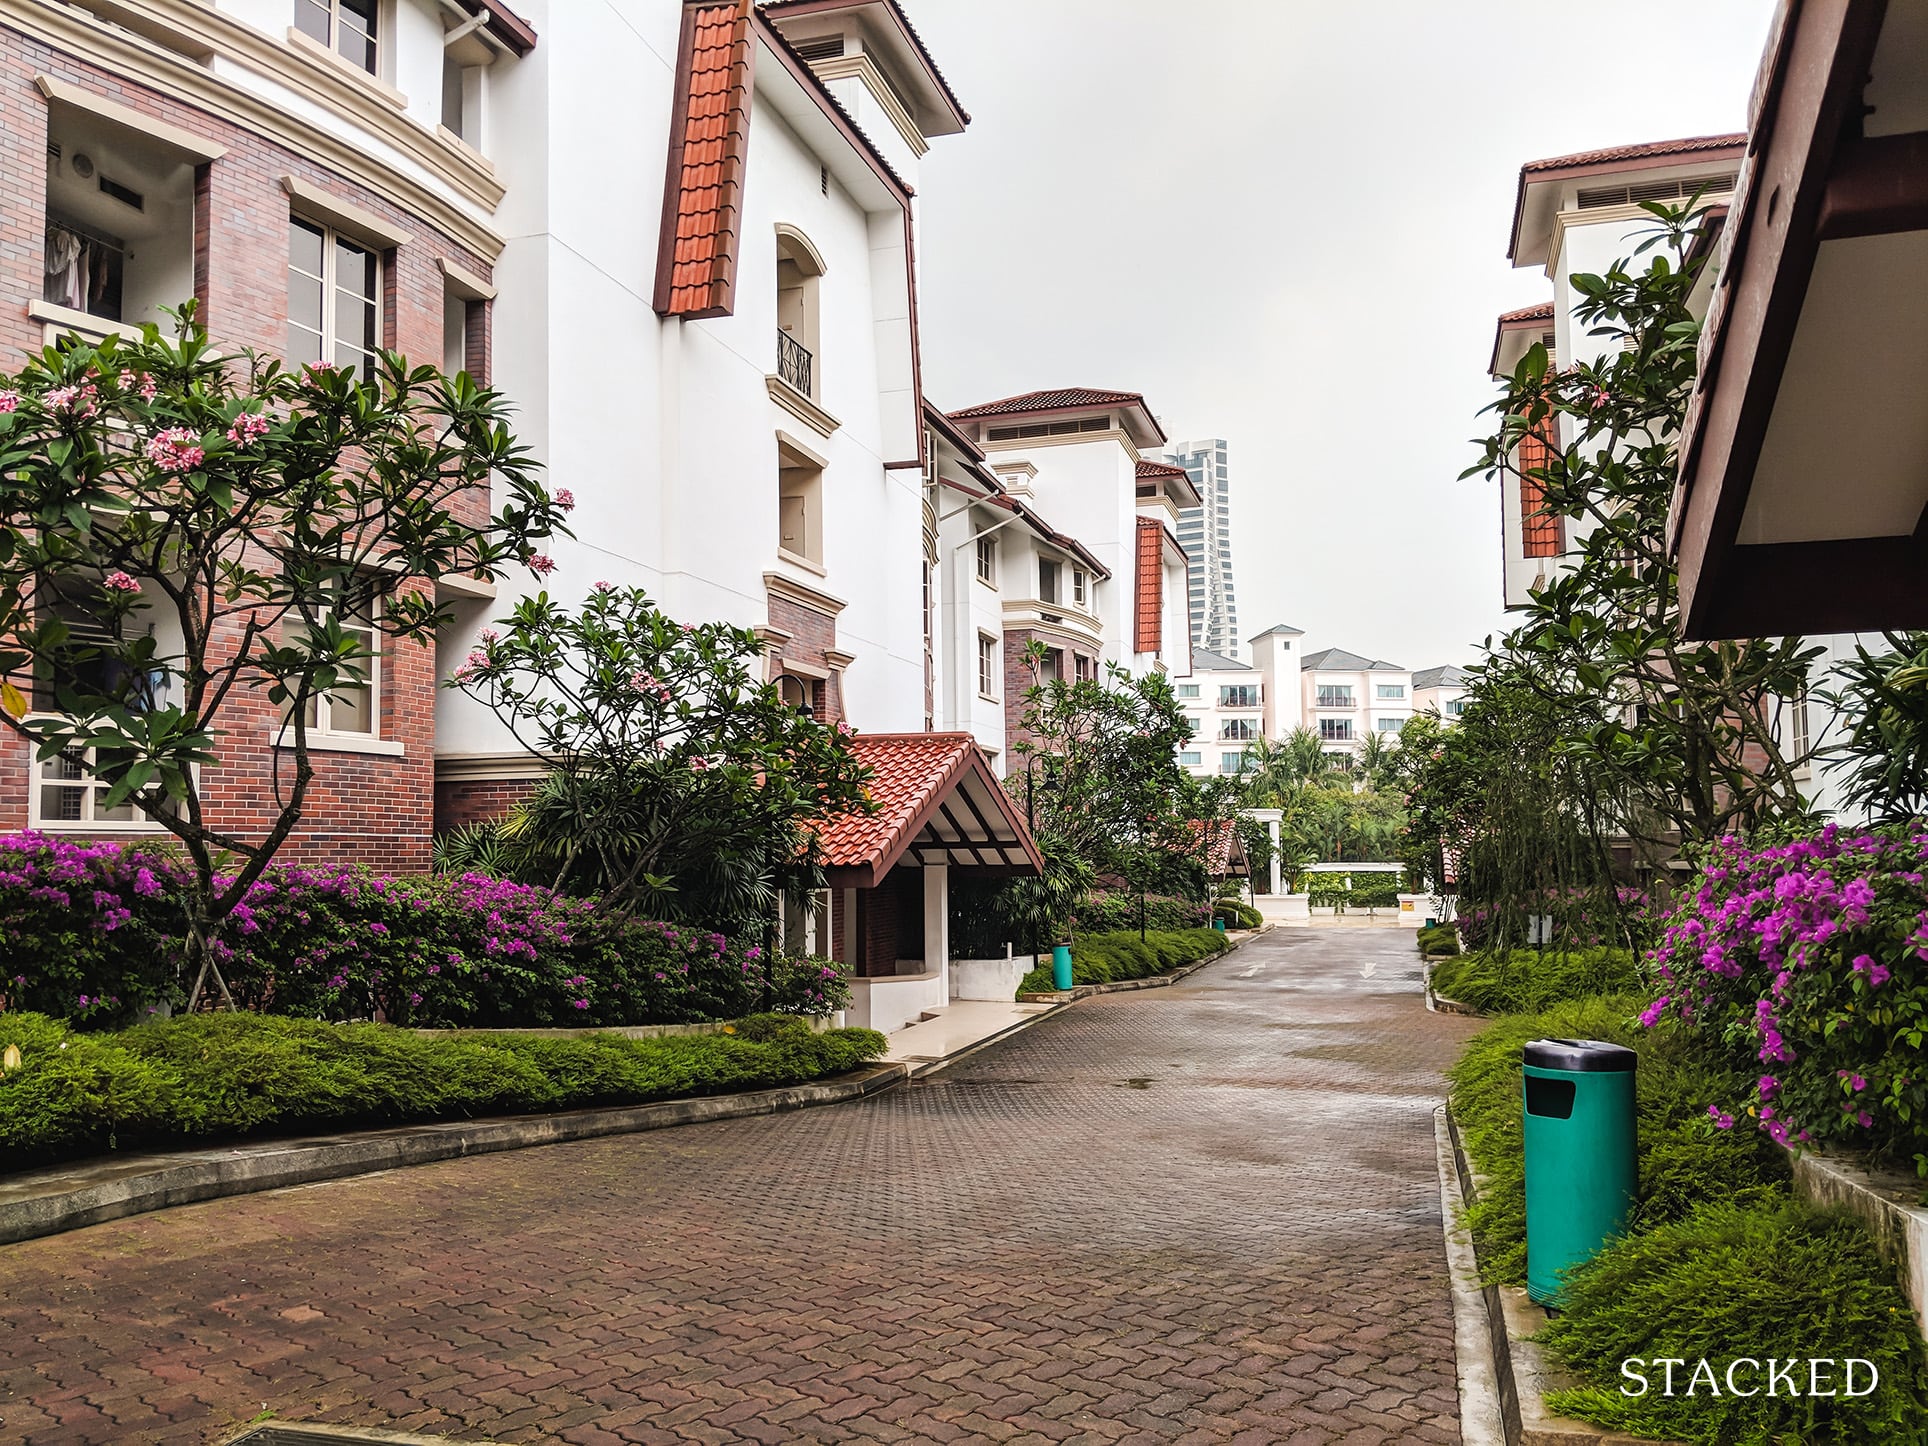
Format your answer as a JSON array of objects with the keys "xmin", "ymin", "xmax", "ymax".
[
  {"xmin": 7, "ymin": 0, "xmax": 506, "ymax": 258},
  {"xmin": 810, "ymin": 54, "xmax": 929, "ymax": 159},
  {"xmin": 764, "ymin": 570, "xmax": 847, "ymax": 618},
  {"xmin": 980, "ymin": 427, "xmax": 1142, "ymax": 464},
  {"xmin": 766, "ymin": 375, "xmax": 842, "ymax": 437}
]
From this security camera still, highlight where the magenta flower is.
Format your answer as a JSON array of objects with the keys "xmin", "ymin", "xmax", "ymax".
[
  {"xmin": 528, "ymin": 553, "xmax": 556, "ymax": 576},
  {"xmin": 553, "ymin": 488, "xmax": 575, "ymax": 512},
  {"xmin": 0, "ymin": 390, "xmax": 17, "ymax": 414},
  {"xmin": 102, "ymin": 571, "xmax": 142, "ymax": 594},
  {"xmin": 225, "ymin": 411, "xmax": 270, "ymax": 447}
]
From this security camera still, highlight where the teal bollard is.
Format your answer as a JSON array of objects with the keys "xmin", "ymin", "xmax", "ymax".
[
  {"xmin": 1051, "ymin": 944, "xmax": 1073, "ymax": 991},
  {"xmin": 1213, "ymin": 918, "xmax": 1227, "ymax": 932}
]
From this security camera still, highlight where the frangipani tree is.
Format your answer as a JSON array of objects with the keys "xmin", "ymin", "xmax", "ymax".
[
  {"xmin": 448, "ymin": 583, "xmax": 873, "ymax": 931},
  {"xmin": 0, "ymin": 306, "xmax": 566, "ymax": 1007}
]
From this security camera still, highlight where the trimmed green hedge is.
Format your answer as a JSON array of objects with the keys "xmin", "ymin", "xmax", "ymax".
[
  {"xmin": 1430, "ymin": 946, "xmax": 1641, "ymax": 1014},
  {"xmin": 1016, "ymin": 928, "xmax": 1229, "ymax": 996},
  {"xmin": 0, "ymin": 1010, "xmax": 886, "ymax": 1170},
  {"xmin": 1416, "ymin": 923, "xmax": 1460, "ymax": 956}
]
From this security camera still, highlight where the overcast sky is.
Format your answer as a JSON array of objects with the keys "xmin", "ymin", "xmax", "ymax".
[{"xmin": 909, "ymin": 0, "xmax": 1775, "ymax": 671}]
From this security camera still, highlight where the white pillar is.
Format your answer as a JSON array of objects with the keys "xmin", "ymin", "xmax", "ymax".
[
  {"xmin": 923, "ymin": 863, "xmax": 950, "ymax": 1008},
  {"xmin": 1268, "ymin": 818, "xmax": 1281, "ymax": 896}
]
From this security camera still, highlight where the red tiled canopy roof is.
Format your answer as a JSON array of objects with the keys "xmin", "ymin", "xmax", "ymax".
[
  {"xmin": 653, "ymin": 1, "xmax": 756, "ymax": 319},
  {"xmin": 1136, "ymin": 459, "xmax": 1188, "ymax": 480},
  {"xmin": 949, "ymin": 387, "xmax": 1148, "ymax": 420},
  {"xmin": 813, "ymin": 733, "xmax": 1043, "ymax": 888},
  {"xmin": 1188, "ymin": 818, "xmax": 1248, "ymax": 877},
  {"xmin": 1520, "ymin": 133, "xmax": 1746, "ymax": 174},
  {"xmin": 1498, "ymin": 302, "xmax": 1554, "ymax": 323}
]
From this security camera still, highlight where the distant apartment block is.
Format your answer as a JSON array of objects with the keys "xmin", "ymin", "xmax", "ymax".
[
  {"xmin": 1300, "ymin": 648, "xmax": 1411, "ymax": 758},
  {"xmin": 1156, "ymin": 438, "xmax": 1240, "ymax": 659},
  {"xmin": 1175, "ymin": 624, "xmax": 1303, "ymax": 777}
]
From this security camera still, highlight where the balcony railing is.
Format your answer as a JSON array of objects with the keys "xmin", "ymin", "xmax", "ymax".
[
  {"xmin": 777, "ymin": 329, "xmax": 813, "ymax": 397},
  {"xmin": 1314, "ymin": 691, "xmax": 1355, "ymax": 708}
]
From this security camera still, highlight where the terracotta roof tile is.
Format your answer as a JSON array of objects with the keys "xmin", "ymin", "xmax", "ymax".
[
  {"xmin": 1135, "ymin": 459, "xmax": 1188, "ymax": 480},
  {"xmin": 1498, "ymin": 302, "xmax": 1554, "ymax": 323},
  {"xmin": 811, "ymin": 732, "xmax": 1041, "ymax": 884},
  {"xmin": 948, "ymin": 387, "xmax": 1148, "ymax": 420},
  {"xmin": 1135, "ymin": 516, "xmax": 1163, "ymax": 654},
  {"xmin": 653, "ymin": 1, "xmax": 756, "ymax": 319},
  {"xmin": 1520, "ymin": 133, "xmax": 1746, "ymax": 174}
]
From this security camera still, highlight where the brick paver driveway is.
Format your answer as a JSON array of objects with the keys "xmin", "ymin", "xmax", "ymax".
[{"xmin": 0, "ymin": 927, "xmax": 1479, "ymax": 1445}]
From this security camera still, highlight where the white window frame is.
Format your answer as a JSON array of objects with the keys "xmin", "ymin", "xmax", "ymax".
[
  {"xmin": 28, "ymin": 734, "xmax": 170, "ymax": 832},
  {"xmin": 288, "ymin": 215, "xmax": 381, "ymax": 382},
  {"xmin": 975, "ymin": 534, "xmax": 997, "ymax": 586},
  {"xmin": 1219, "ymin": 751, "xmax": 1246, "ymax": 775},
  {"xmin": 779, "ymin": 887, "xmax": 831, "ymax": 957},
  {"xmin": 295, "ymin": 593, "xmax": 381, "ymax": 740},
  {"xmin": 1072, "ymin": 569, "xmax": 1088, "ymax": 607},
  {"xmin": 1376, "ymin": 716, "xmax": 1406, "ymax": 733},
  {"xmin": 977, "ymin": 632, "xmax": 998, "ymax": 699},
  {"xmin": 295, "ymin": 0, "xmax": 380, "ymax": 75},
  {"xmin": 1377, "ymin": 683, "xmax": 1406, "ymax": 699},
  {"xmin": 1178, "ymin": 750, "xmax": 1201, "ymax": 766}
]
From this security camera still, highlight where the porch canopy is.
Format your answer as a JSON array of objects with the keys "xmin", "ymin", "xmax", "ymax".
[
  {"xmin": 1671, "ymin": 0, "xmax": 1928, "ymax": 638},
  {"xmin": 814, "ymin": 731, "xmax": 1042, "ymax": 888}
]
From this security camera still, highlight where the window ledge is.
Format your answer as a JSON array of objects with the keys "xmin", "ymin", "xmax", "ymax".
[
  {"xmin": 284, "ymin": 25, "xmax": 408, "ymax": 110},
  {"xmin": 978, "ymin": 693, "xmax": 999, "ymax": 703},
  {"xmin": 27, "ymin": 299, "xmax": 139, "ymax": 342},
  {"xmin": 269, "ymin": 729, "xmax": 406, "ymax": 757},
  {"xmin": 776, "ymin": 547, "xmax": 828, "ymax": 578},
  {"xmin": 766, "ymin": 375, "xmax": 841, "ymax": 436}
]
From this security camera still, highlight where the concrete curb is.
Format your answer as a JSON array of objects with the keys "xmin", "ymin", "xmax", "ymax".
[
  {"xmin": 1018, "ymin": 925, "xmax": 1267, "ymax": 1003},
  {"xmin": 1433, "ymin": 1105, "xmax": 1506, "ymax": 1446},
  {"xmin": 1440, "ymin": 1107, "xmax": 1681, "ymax": 1446},
  {"xmin": 0, "ymin": 1063, "xmax": 907, "ymax": 1248},
  {"xmin": 1422, "ymin": 961, "xmax": 1481, "ymax": 1017}
]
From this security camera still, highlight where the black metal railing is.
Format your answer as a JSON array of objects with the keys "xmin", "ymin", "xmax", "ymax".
[{"xmin": 777, "ymin": 329, "xmax": 813, "ymax": 396}]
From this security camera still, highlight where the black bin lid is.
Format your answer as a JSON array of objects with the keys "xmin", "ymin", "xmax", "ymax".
[{"xmin": 1523, "ymin": 1038, "xmax": 1637, "ymax": 1073}]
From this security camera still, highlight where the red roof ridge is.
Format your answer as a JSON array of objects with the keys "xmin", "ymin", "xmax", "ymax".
[
  {"xmin": 948, "ymin": 386, "xmax": 1147, "ymax": 420},
  {"xmin": 1498, "ymin": 301, "xmax": 1554, "ymax": 323},
  {"xmin": 1520, "ymin": 133, "xmax": 1746, "ymax": 174},
  {"xmin": 1135, "ymin": 458, "xmax": 1188, "ymax": 478},
  {"xmin": 652, "ymin": 2, "xmax": 756, "ymax": 319}
]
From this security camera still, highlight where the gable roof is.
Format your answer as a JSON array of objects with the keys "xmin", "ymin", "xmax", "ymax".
[
  {"xmin": 949, "ymin": 387, "xmax": 1168, "ymax": 448},
  {"xmin": 1187, "ymin": 647, "xmax": 1248, "ymax": 672},
  {"xmin": 937, "ymin": 475, "xmax": 1109, "ymax": 580},
  {"xmin": 759, "ymin": 0, "xmax": 969, "ymax": 135},
  {"xmin": 1491, "ymin": 299, "xmax": 1557, "ymax": 376},
  {"xmin": 1301, "ymin": 646, "xmax": 1404, "ymax": 672},
  {"xmin": 1248, "ymin": 623, "xmax": 1304, "ymax": 641},
  {"xmin": 1411, "ymin": 664, "xmax": 1471, "ymax": 690},
  {"xmin": 1135, "ymin": 457, "xmax": 1201, "ymax": 509},
  {"xmin": 653, "ymin": 0, "xmax": 914, "ymax": 320},
  {"xmin": 1508, "ymin": 132, "xmax": 1746, "ymax": 267},
  {"xmin": 812, "ymin": 733, "xmax": 1042, "ymax": 888}
]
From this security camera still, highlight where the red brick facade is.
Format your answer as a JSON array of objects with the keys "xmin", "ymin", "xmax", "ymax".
[
  {"xmin": 765, "ymin": 585, "xmax": 847, "ymax": 724},
  {"xmin": 434, "ymin": 775, "xmax": 539, "ymax": 837},
  {"xmin": 0, "ymin": 26, "xmax": 496, "ymax": 872},
  {"xmin": 1000, "ymin": 626, "xmax": 1099, "ymax": 759}
]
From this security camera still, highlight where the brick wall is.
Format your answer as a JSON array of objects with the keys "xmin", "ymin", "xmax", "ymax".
[
  {"xmin": 434, "ymin": 775, "xmax": 538, "ymax": 835},
  {"xmin": 767, "ymin": 590, "xmax": 845, "ymax": 724},
  {"xmin": 1000, "ymin": 626, "xmax": 1099, "ymax": 758},
  {"xmin": 0, "ymin": 29, "xmax": 498, "ymax": 872}
]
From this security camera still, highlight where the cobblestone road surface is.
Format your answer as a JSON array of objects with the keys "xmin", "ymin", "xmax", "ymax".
[{"xmin": 0, "ymin": 927, "xmax": 1478, "ymax": 1444}]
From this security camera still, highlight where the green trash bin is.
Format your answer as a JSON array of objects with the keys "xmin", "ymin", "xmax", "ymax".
[{"xmin": 1523, "ymin": 1038, "xmax": 1637, "ymax": 1306}]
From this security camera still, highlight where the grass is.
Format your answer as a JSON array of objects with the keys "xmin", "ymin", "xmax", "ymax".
[
  {"xmin": 1430, "ymin": 945, "xmax": 1642, "ymax": 1014},
  {"xmin": 0, "ymin": 1010, "xmax": 886, "ymax": 1171},
  {"xmin": 1016, "ymin": 927, "xmax": 1230, "ymax": 996}
]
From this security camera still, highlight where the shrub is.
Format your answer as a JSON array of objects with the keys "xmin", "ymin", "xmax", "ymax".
[
  {"xmin": 1541, "ymin": 1200, "xmax": 1928, "ymax": 1444},
  {"xmin": 0, "ymin": 1011, "xmax": 886, "ymax": 1169},
  {"xmin": 0, "ymin": 834, "xmax": 193, "ymax": 1026},
  {"xmin": 0, "ymin": 837, "xmax": 848, "ymax": 1030},
  {"xmin": 1449, "ymin": 996, "xmax": 1786, "ymax": 1286},
  {"xmin": 1016, "ymin": 928, "xmax": 1229, "ymax": 995},
  {"xmin": 1456, "ymin": 885, "xmax": 1656, "ymax": 953},
  {"xmin": 1071, "ymin": 892, "xmax": 1211, "ymax": 934},
  {"xmin": 1643, "ymin": 827, "xmax": 1928, "ymax": 1168},
  {"xmin": 1430, "ymin": 946, "xmax": 1642, "ymax": 1014},
  {"xmin": 1416, "ymin": 923, "xmax": 1460, "ymax": 956},
  {"xmin": 1306, "ymin": 876, "xmax": 1350, "ymax": 908},
  {"xmin": 1212, "ymin": 900, "xmax": 1262, "ymax": 930},
  {"xmin": 1353, "ymin": 878, "xmax": 1400, "ymax": 908}
]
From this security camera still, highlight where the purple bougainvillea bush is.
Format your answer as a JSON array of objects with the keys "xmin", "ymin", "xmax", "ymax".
[
  {"xmin": 0, "ymin": 833, "xmax": 847, "ymax": 1029},
  {"xmin": 1643, "ymin": 826, "xmax": 1928, "ymax": 1170}
]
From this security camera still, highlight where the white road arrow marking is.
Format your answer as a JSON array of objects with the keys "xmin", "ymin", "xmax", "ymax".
[{"xmin": 1360, "ymin": 961, "xmax": 1378, "ymax": 978}]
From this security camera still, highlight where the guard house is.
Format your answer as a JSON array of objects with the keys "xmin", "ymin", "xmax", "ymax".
[{"xmin": 815, "ymin": 733, "xmax": 1043, "ymax": 1033}]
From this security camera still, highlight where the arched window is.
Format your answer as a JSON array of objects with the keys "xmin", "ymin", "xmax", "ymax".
[{"xmin": 775, "ymin": 224, "xmax": 825, "ymax": 402}]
